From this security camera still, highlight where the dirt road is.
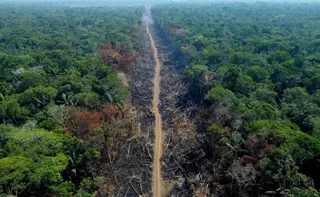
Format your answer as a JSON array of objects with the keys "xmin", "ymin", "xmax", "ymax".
[{"xmin": 146, "ymin": 19, "xmax": 163, "ymax": 197}]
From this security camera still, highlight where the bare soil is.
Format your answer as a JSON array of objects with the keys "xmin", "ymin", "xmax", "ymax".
[
  {"xmin": 152, "ymin": 21, "xmax": 212, "ymax": 197},
  {"xmin": 97, "ymin": 23, "xmax": 157, "ymax": 197},
  {"xmin": 146, "ymin": 23, "xmax": 163, "ymax": 197}
]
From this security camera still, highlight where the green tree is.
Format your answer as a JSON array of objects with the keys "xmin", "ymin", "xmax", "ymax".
[
  {"xmin": 216, "ymin": 64, "xmax": 238, "ymax": 78},
  {"xmin": 231, "ymin": 52, "xmax": 253, "ymax": 66},
  {"xmin": 239, "ymin": 99, "xmax": 280, "ymax": 121},
  {"xmin": 184, "ymin": 65, "xmax": 210, "ymax": 101},
  {"xmin": 17, "ymin": 70, "xmax": 47, "ymax": 93},
  {"xmin": 233, "ymin": 74, "xmax": 255, "ymax": 95},
  {"xmin": 0, "ymin": 82, "xmax": 15, "ymax": 96},
  {"xmin": 246, "ymin": 65, "xmax": 269, "ymax": 83},
  {"xmin": 19, "ymin": 85, "xmax": 58, "ymax": 111},
  {"xmin": 206, "ymin": 86, "xmax": 238, "ymax": 108},
  {"xmin": 268, "ymin": 51, "xmax": 291, "ymax": 64},
  {"xmin": 281, "ymin": 87, "xmax": 318, "ymax": 127},
  {"xmin": 0, "ymin": 96, "xmax": 30, "ymax": 124},
  {"xmin": 306, "ymin": 74, "xmax": 320, "ymax": 94},
  {"xmin": 94, "ymin": 74, "xmax": 128, "ymax": 104},
  {"xmin": 50, "ymin": 181, "xmax": 75, "ymax": 197},
  {"xmin": 192, "ymin": 35, "xmax": 209, "ymax": 50},
  {"xmin": 250, "ymin": 88, "xmax": 277, "ymax": 106},
  {"xmin": 222, "ymin": 67, "xmax": 241, "ymax": 91},
  {"xmin": 30, "ymin": 153, "xmax": 68, "ymax": 185},
  {"xmin": 74, "ymin": 92, "xmax": 100, "ymax": 109},
  {"xmin": 203, "ymin": 48, "xmax": 224, "ymax": 65},
  {"xmin": 0, "ymin": 156, "xmax": 34, "ymax": 196},
  {"xmin": 313, "ymin": 90, "xmax": 320, "ymax": 106}
]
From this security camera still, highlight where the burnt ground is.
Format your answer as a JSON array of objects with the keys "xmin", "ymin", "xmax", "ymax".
[
  {"xmin": 152, "ymin": 24, "xmax": 250, "ymax": 197},
  {"xmin": 97, "ymin": 21, "xmax": 215, "ymax": 197},
  {"xmin": 131, "ymin": 25, "xmax": 156, "ymax": 140},
  {"xmin": 150, "ymin": 27, "xmax": 213, "ymax": 196},
  {"xmin": 97, "ymin": 25, "xmax": 156, "ymax": 197}
]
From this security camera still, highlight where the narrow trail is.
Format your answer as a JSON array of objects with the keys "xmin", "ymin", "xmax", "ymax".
[{"xmin": 146, "ymin": 19, "xmax": 163, "ymax": 197}]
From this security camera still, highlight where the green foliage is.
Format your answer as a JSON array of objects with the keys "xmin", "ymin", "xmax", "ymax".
[
  {"xmin": 246, "ymin": 65, "xmax": 269, "ymax": 83},
  {"xmin": 4, "ymin": 128, "xmax": 70, "ymax": 158},
  {"xmin": 207, "ymin": 124, "xmax": 223, "ymax": 136},
  {"xmin": 250, "ymin": 88, "xmax": 277, "ymax": 106},
  {"xmin": 95, "ymin": 74, "xmax": 128, "ymax": 104},
  {"xmin": 203, "ymin": 48, "xmax": 224, "ymax": 65},
  {"xmin": 297, "ymin": 187, "xmax": 320, "ymax": 197},
  {"xmin": 19, "ymin": 85, "xmax": 58, "ymax": 111},
  {"xmin": 153, "ymin": 3, "xmax": 320, "ymax": 195},
  {"xmin": 312, "ymin": 90, "xmax": 320, "ymax": 106},
  {"xmin": 0, "ymin": 4, "xmax": 141, "ymax": 196},
  {"xmin": 247, "ymin": 120, "xmax": 320, "ymax": 162},
  {"xmin": 185, "ymin": 65, "xmax": 208, "ymax": 82},
  {"xmin": 75, "ymin": 189, "xmax": 94, "ymax": 197},
  {"xmin": 79, "ymin": 178, "xmax": 100, "ymax": 195},
  {"xmin": 0, "ymin": 128, "xmax": 70, "ymax": 195},
  {"xmin": 29, "ymin": 153, "xmax": 68, "ymax": 185},
  {"xmin": 306, "ymin": 74, "xmax": 320, "ymax": 94},
  {"xmin": 239, "ymin": 99, "xmax": 280, "ymax": 121},
  {"xmin": 304, "ymin": 116, "xmax": 320, "ymax": 140},
  {"xmin": 216, "ymin": 64, "xmax": 238, "ymax": 77},
  {"xmin": 268, "ymin": 51, "xmax": 291, "ymax": 64},
  {"xmin": 231, "ymin": 52, "xmax": 253, "ymax": 66},
  {"xmin": 0, "ymin": 5, "xmax": 139, "ymax": 126},
  {"xmin": 184, "ymin": 65, "xmax": 209, "ymax": 101},
  {"xmin": 74, "ymin": 92, "xmax": 100, "ymax": 109},
  {"xmin": 192, "ymin": 35, "xmax": 209, "ymax": 50},
  {"xmin": 17, "ymin": 71, "xmax": 47, "ymax": 93},
  {"xmin": 281, "ymin": 87, "xmax": 319, "ymax": 127},
  {"xmin": 0, "ymin": 82, "xmax": 14, "ymax": 96},
  {"xmin": 0, "ymin": 95, "xmax": 30, "ymax": 124},
  {"xmin": 0, "ymin": 126, "xmax": 100, "ymax": 196},
  {"xmin": 221, "ymin": 67, "xmax": 241, "ymax": 90},
  {"xmin": 0, "ymin": 156, "xmax": 34, "ymax": 196},
  {"xmin": 282, "ymin": 87, "xmax": 310, "ymax": 104},
  {"xmin": 50, "ymin": 181, "xmax": 75, "ymax": 197},
  {"xmin": 206, "ymin": 86, "xmax": 238, "ymax": 108},
  {"xmin": 233, "ymin": 74, "xmax": 255, "ymax": 95}
]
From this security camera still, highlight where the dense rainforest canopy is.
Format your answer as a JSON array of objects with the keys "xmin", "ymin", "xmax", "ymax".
[
  {"xmin": 0, "ymin": 5, "xmax": 141, "ymax": 196},
  {"xmin": 1, "ymin": 1, "xmax": 320, "ymax": 197},
  {"xmin": 153, "ymin": 2, "xmax": 320, "ymax": 196}
]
